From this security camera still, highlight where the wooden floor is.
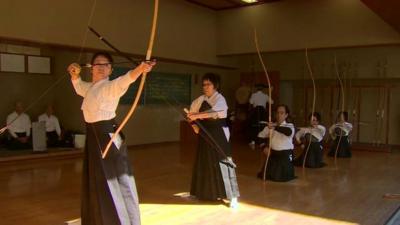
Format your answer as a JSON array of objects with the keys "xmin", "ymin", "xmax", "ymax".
[{"xmin": 0, "ymin": 142, "xmax": 399, "ymax": 225}]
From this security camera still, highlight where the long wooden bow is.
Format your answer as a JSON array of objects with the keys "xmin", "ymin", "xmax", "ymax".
[
  {"xmin": 102, "ymin": 0, "xmax": 159, "ymax": 158},
  {"xmin": 302, "ymin": 48, "xmax": 316, "ymax": 168},
  {"xmin": 253, "ymin": 29, "xmax": 272, "ymax": 181},
  {"xmin": 333, "ymin": 55, "xmax": 345, "ymax": 161}
]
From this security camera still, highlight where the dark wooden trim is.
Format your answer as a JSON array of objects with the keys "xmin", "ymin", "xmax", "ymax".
[
  {"xmin": 185, "ymin": 0, "xmax": 218, "ymax": 10},
  {"xmin": 50, "ymin": 55, "xmax": 54, "ymax": 75},
  {"xmin": 0, "ymin": 51, "xmax": 29, "ymax": 56},
  {"xmin": 24, "ymin": 55, "xmax": 28, "ymax": 73},
  {"xmin": 305, "ymin": 86, "xmax": 309, "ymax": 124},
  {"xmin": 287, "ymin": 79, "xmax": 400, "ymax": 88},
  {"xmin": 0, "ymin": 36, "xmax": 237, "ymax": 70},
  {"xmin": 330, "ymin": 86, "xmax": 334, "ymax": 124},
  {"xmin": 185, "ymin": 0, "xmax": 280, "ymax": 11},
  {"xmin": 386, "ymin": 87, "xmax": 391, "ymax": 145},
  {"xmin": 154, "ymin": 55, "xmax": 236, "ymax": 70},
  {"xmin": 356, "ymin": 87, "xmax": 361, "ymax": 142},
  {"xmin": 216, "ymin": 0, "xmax": 280, "ymax": 11},
  {"xmin": 217, "ymin": 43, "xmax": 400, "ymax": 57},
  {"xmin": 224, "ymin": 0, "xmax": 241, "ymax": 5},
  {"xmin": 361, "ymin": 0, "xmax": 400, "ymax": 34}
]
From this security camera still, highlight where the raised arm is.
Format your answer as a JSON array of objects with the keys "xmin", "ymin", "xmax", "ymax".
[
  {"xmin": 101, "ymin": 62, "xmax": 155, "ymax": 100},
  {"xmin": 68, "ymin": 63, "xmax": 91, "ymax": 97}
]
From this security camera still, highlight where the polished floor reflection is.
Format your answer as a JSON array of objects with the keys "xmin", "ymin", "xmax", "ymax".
[{"xmin": 0, "ymin": 142, "xmax": 399, "ymax": 225}]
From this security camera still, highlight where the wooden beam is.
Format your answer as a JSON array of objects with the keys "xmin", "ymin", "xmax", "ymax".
[
  {"xmin": 185, "ymin": 0, "xmax": 220, "ymax": 10},
  {"xmin": 217, "ymin": 43, "xmax": 400, "ymax": 57},
  {"xmin": 185, "ymin": 0, "xmax": 280, "ymax": 11},
  {"xmin": 0, "ymin": 36, "xmax": 237, "ymax": 70}
]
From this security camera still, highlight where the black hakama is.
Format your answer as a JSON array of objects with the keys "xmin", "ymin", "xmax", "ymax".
[
  {"xmin": 294, "ymin": 141, "xmax": 325, "ymax": 168},
  {"xmin": 46, "ymin": 131, "xmax": 59, "ymax": 147},
  {"xmin": 6, "ymin": 132, "xmax": 31, "ymax": 150},
  {"xmin": 258, "ymin": 149, "xmax": 296, "ymax": 182},
  {"xmin": 190, "ymin": 101, "xmax": 240, "ymax": 201},
  {"xmin": 82, "ymin": 120, "xmax": 140, "ymax": 225},
  {"xmin": 328, "ymin": 135, "xmax": 351, "ymax": 158}
]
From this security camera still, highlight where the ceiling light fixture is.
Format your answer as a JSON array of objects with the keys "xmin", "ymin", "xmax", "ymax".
[{"xmin": 241, "ymin": 0, "xmax": 258, "ymax": 3}]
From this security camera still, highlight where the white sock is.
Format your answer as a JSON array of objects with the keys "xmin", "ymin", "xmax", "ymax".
[{"xmin": 230, "ymin": 197, "xmax": 239, "ymax": 208}]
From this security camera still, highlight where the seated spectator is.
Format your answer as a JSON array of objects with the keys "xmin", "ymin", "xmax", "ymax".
[
  {"xmin": 6, "ymin": 102, "xmax": 31, "ymax": 150},
  {"xmin": 38, "ymin": 105, "xmax": 62, "ymax": 148}
]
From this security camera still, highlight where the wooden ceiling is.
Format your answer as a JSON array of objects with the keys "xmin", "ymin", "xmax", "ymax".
[
  {"xmin": 361, "ymin": 0, "xmax": 400, "ymax": 34},
  {"xmin": 185, "ymin": 0, "xmax": 280, "ymax": 11},
  {"xmin": 185, "ymin": 0, "xmax": 400, "ymax": 34}
]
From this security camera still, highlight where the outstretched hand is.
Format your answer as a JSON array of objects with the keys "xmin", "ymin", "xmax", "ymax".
[{"xmin": 139, "ymin": 60, "xmax": 156, "ymax": 73}]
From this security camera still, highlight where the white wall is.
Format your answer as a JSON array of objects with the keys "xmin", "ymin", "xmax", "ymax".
[
  {"xmin": 0, "ymin": 0, "xmax": 219, "ymax": 64},
  {"xmin": 220, "ymin": 45, "xmax": 400, "ymax": 80}
]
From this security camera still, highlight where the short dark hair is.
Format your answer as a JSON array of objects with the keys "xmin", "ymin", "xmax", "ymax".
[
  {"xmin": 308, "ymin": 112, "xmax": 321, "ymax": 122},
  {"xmin": 91, "ymin": 52, "xmax": 114, "ymax": 65},
  {"xmin": 276, "ymin": 104, "xmax": 290, "ymax": 115},
  {"xmin": 202, "ymin": 73, "xmax": 220, "ymax": 91}
]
